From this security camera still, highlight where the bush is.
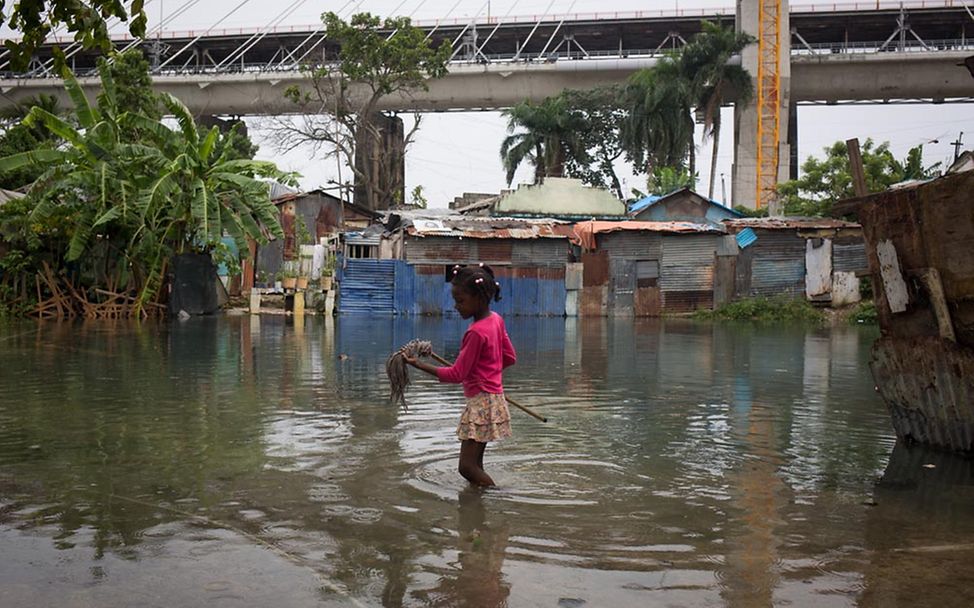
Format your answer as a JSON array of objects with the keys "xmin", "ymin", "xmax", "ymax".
[
  {"xmin": 849, "ymin": 301, "xmax": 877, "ymax": 325},
  {"xmin": 695, "ymin": 296, "xmax": 824, "ymax": 323}
]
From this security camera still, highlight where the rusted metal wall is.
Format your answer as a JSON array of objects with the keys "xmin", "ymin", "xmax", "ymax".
[
  {"xmin": 855, "ymin": 172, "xmax": 974, "ymax": 345},
  {"xmin": 833, "ymin": 239, "xmax": 868, "ymax": 274},
  {"xmin": 511, "ymin": 239, "xmax": 571, "ymax": 267},
  {"xmin": 872, "ymin": 336, "xmax": 974, "ymax": 451},
  {"xmin": 405, "ymin": 236, "xmax": 566, "ymax": 268},
  {"xmin": 582, "ymin": 251, "xmax": 609, "ymax": 287},
  {"xmin": 406, "ymin": 236, "xmax": 485, "ymax": 264},
  {"xmin": 397, "ymin": 262, "xmax": 565, "ymax": 317},
  {"xmin": 608, "ymin": 258, "xmax": 635, "ymax": 317},
  {"xmin": 660, "ymin": 234, "xmax": 718, "ymax": 312},
  {"xmin": 743, "ymin": 230, "xmax": 806, "ymax": 298},
  {"xmin": 598, "ymin": 231, "xmax": 662, "ymax": 260}
]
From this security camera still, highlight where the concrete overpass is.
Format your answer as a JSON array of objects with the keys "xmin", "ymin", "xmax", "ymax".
[
  {"xmin": 0, "ymin": 0, "xmax": 971, "ymax": 207},
  {"xmin": 2, "ymin": 49, "xmax": 970, "ymax": 115}
]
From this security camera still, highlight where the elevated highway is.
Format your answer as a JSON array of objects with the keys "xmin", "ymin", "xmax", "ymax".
[
  {"xmin": 3, "ymin": 49, "xmax": 969, "ymax": 115},
  {"xmin": 1, "ymin": 0, "xmax": 970, "ymax": 114}
]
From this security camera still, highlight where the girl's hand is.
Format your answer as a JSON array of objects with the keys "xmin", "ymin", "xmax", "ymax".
[{"xmin": 403, "ymin": 354, "xmax": 418, "ymax": 366}]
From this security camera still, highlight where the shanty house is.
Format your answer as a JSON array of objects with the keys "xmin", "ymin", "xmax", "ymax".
[
  {"xmin": 572, "ymin": 220, "xmax": 732, "ymax": 316},
  {"xmin": 256, "ymin": 189, "xmax": 379, "ymax": 283},
  {"xmin": 337, "ymin": 213, "xmax": 573, "ymax": 316},
  {"xmin": 629, "ymin": 188, "xmax": 741, "ymax": 226},
  {"xmin": 723, "ymin": 218, "xmax": 869, "ymax": 306}
]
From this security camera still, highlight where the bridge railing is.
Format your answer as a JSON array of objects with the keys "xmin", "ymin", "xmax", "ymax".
[
  {"xmin": 794, "ymin": 38, "xmax": 974, "ymax": 55},
  {"xmin": 3, "ymin": 38, "xmax": 971, "ymax": 80},
  {"xmin": 5, "ymin": 0, "xmax": 966, "ymax": 44}
]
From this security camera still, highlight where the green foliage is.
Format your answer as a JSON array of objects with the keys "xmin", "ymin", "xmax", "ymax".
[
  {"xmin": 559, "ymin": 86, "xmax": 628, "ymax": 198},
  {"xmin": 647, "ymin": 166, "xmax": 697, "ymax": 195},
  {"xmin": 622, "ymin": 59, "xmax": 695, "ymax": 175},
  {"xmin": 410, "ymin": 185, "xmax": 428, "ymax": 209},
  {"xmin": 733, "ymin": 205, "xmax": 769, "ymax": 218},
  {"xmin": 276, "ymin": 12, "xmax": 450, "ymax": 210},
  {"xmin": 0, "ymin": 94, "xmax": 61, "ymax": 190},
  {"xmin": 0, "ymin": 58, "xmax": 294, "ymax": 316},
  {"xmin": 849, "ymin": 301, "xmax": 878, "ymax": 325},
  {"xmin": 500, "ymin": 94, "xmax": 587, "ymax": 186},
  {"xmin": 1, "ymin": 0, "xmax": 147, "ymax": 71},
  {"xmin": 621, "ymin": 21, "xmax": 752, "ymax": 194},
  {"xmin": 104, "ymin": 49, "xmax": 161, "ymax": 120},
  {"xmin": 778, "ymin": 140, "xmax": 942, "ymax": 216},
  {"xmin": 695, "ymin": 297, "xmax": 824, "ymax": 323},
  {"xmin": 322, "ymin": 12, "xmax": 450, "ymax": 93}
]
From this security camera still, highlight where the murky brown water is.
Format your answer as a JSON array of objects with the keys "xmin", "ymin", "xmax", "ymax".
[{"xmin": 1, "ymin": 316, "xmax": 973, "ymax": 607}]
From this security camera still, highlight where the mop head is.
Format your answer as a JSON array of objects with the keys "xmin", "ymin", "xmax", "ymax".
[{"xmin": 386, "ymin": 339, "xmax": 433, "ymax": 409}]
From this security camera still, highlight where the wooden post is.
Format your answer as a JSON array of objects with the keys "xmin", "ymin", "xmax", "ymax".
[{"xmin": 846, "ymin": 138, "xmax": 868, "ymax": 197}]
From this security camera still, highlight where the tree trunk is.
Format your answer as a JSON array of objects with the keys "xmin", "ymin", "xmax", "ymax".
[
  {"xmin": 708, "ymin": 122, "xmax": 721, "ymax": 200},
  {"xmin": 688, "ymin": 145, "xmax": 696, "ymax": 190}
]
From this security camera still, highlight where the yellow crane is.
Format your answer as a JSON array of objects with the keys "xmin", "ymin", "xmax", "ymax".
[{"xmin": 755, "ymin": 0, "xmax": 781, "ymax": 210}]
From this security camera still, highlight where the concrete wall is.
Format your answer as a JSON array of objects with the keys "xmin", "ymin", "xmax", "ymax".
[{"xmin": 495, "ymin": 178, "xmax": 626, "ymax": 218}]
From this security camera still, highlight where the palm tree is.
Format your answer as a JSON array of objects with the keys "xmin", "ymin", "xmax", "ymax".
[
  {"xmin": 680, "ymin": 21, "xmax": 754, "ymax": 199},
  {"xmin": 500, "ymin": 96, "xmax": 587, "ymax": 186},
  {"xmin": 621, "ymin": 57, "xmax": 696, "ymax": 183}
]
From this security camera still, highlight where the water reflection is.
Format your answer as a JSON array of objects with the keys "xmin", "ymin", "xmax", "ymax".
[{"xmin": 2, "ymin": 316, "xmax": 973, "ymax": 607}]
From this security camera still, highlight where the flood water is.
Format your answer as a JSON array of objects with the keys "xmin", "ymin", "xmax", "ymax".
[{"xmin": 2, "ymin": 316, "xmax": 974, "ymax": 607}]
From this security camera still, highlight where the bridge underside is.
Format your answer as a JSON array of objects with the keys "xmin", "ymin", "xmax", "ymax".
[{"xmin": 1, "ymin": 52, "xmax": 969, "ymax": 115}]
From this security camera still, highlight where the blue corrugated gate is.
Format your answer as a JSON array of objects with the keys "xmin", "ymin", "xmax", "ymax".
[{"xmin": 338, "ymin": 259, "xmax": 397, "ymax": 314}]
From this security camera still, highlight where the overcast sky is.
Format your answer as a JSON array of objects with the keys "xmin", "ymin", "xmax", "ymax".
[{"xmin": 10, "ymin": 0, "xmax": 972, "ymax": 206}]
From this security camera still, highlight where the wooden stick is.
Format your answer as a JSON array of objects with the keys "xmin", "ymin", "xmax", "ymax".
[{"xmin": 428, "ymin": 351, "xmax": 549, "ymax": 423}]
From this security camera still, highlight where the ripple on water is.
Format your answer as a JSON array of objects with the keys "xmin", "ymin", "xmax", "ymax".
[{"xmin": 406, "ymin": 451, "xmax": 639, "ymax": 507}]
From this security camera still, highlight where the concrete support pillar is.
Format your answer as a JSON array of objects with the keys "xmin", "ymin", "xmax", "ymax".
[
  {"xmin": 788, "ymin": 101, "xmax": 798, "ymax": 181},
  {"xmin": 732, "ymin": 0, "xmax": 791, "ymax": 211}
]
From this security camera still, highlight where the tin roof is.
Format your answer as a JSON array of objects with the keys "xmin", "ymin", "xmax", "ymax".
[
  {"xmin": 404, "ymin": 215, "xmax": 571, "ymax": 240},
  {"xmin": 628, "ymin": 188, "xmax": 740, "ymax": 217},
  {"xmin": 722, "ymin": 217, "xmax": 861, "ymax": 231},
  {"xmin": 571, "ymin": 220, "xmax": 725, "ymax": 250}
]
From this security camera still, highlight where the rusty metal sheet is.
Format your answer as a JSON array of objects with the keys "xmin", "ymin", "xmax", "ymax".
[
  {"xmin": 714, "ymin": 255, "xmax": 736, "ymax": 307},
  {"xmin": 660, "ymin": 234, "xmax": 717, "ymax": 294},
  {"xmin": 281, "ymin": 206, "xmax": 296, "ymax": 260},
  {"xmin": 662, "ymin": 290, "xmax": 714, "ymax": 312},
  {"xmin": 580, "ymin": 286, "xmax": 607, "ymax": 317},
  {"xmin": 872, "ymin": 335, "xmax": 974, "ymax": 452},
  {"xmin": 582, "ymin": 251, "xmax": 609, "ymax": 287},
  {"xmin": 598, "ymin": 231, "xmax": 662, "ymax": 260},
  {"xmin": 477, "ymin": 239, "xmax": 514, "ymax": 264},
  {"xmin": 724, "ymin": 217, "xmax": 861, "ymax": 231},
  {"xmin": 405, "ymin": 236, "xmax": 477, "ymax": 263},
  {"xmin": 635, "ymin": 286, "xmax": 661, "ymax": 317},
  {"xmin": 609, "ymin": 258, "xmax": 635, "ymax": 317}
]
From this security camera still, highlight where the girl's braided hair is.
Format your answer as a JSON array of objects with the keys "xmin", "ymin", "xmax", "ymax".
[{"xmin": 450, "ymin": 263, "xmax": 502, "ymax": 303}]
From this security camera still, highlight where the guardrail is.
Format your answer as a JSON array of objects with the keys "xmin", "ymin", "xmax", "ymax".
[
  {"xmin": 5, "ymin": 0, "xmax": 965, "ymax": 44},
  {"xmin": 3, "ymin": 38, "xmax": 970, "ymax": 80}
]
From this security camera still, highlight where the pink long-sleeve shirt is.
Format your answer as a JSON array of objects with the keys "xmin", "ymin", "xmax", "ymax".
[{"xmin": 436, "ymin": 312, "xmax": 516, "ymax": 397}]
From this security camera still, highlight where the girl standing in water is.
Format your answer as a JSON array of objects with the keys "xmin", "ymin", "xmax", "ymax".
[{"xmin": 405, "ymin": 264, "xmax": 516, "ymax": 487}]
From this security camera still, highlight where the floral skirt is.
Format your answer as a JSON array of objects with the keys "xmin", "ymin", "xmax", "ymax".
[{"xmin": 457, "ymin": 392, "xmax": 512, "ymax": 443}]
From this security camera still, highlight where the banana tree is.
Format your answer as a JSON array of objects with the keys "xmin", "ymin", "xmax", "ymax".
[{"xmin": 0, "ymin": 61, "xmax": 294, "ymax": 315}]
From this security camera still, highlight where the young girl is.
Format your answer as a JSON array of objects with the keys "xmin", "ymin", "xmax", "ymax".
[{"xmin": 405, "ymin": 264, "xmax": 516, "ymax": 487}]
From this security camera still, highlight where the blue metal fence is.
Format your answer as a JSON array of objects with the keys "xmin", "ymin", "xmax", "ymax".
[{"xmin": 342, "ymin": 261, "xmax": 567, "ymax": 316}]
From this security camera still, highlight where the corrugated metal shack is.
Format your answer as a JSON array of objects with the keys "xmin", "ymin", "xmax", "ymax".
[
  {"xmin": 572, "ymin": 221, "xmax": 730, "ymax": 316},
  {"xmin": 257, "ymin": 189, "xmax": 378, "ymax": 282},
  {"xmin": 723, "ymin": 218, "xmax": 869, "ymax": 306},
  {"xmin": 338, "ymin": 213, "xmax": 574, "ymax": 316}
]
